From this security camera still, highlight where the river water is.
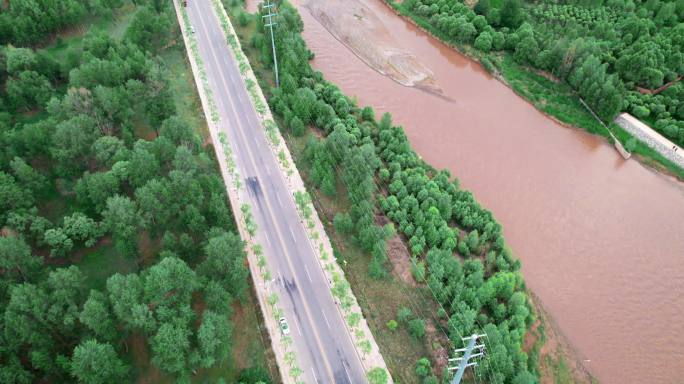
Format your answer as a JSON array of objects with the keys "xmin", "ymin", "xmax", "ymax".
[{"xmin": 255, "ymin": 0, "xmax": 684, "ymax": 382}]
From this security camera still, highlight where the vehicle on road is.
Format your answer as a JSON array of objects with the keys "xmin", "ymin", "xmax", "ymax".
[{"xmin": 279, "ymin": 317, "xmax": 290, "ymax": 335}]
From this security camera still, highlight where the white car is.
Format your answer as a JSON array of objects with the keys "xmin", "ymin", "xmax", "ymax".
[
  {"xmin": 190, "ymin": 26, "xmax": 195, "ymax": 34},
  {"xmin": 279, "ymin": 317, "xmax": 290, "ymax": 335}
]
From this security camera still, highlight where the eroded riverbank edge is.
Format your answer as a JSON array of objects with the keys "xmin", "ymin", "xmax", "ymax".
[{"xmin": 379, "ymin": 0, "xmax": 684, "ymax": 183}]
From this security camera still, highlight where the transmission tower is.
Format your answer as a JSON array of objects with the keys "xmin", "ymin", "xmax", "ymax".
[
  {"xmin": 262, "ymin": 0, "xmax": 279, "ymax": 87},
  {"xmin": 448, "ymin": 334, "xmax": 487, "ymax": 384}
]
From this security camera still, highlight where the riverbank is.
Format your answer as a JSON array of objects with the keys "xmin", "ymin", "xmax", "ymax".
[
  {"xmin": 289, "ymin": 1, "xmax": 684, "ymax": 382},
  {"xmin": 381, "ymin": 0, "xmax": 684, "ymax": 181}
]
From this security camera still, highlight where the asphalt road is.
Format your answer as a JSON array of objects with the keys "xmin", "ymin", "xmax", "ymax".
[{"xmin": 186, "ymin": 1, "xmax": 367, "ymax": 383}]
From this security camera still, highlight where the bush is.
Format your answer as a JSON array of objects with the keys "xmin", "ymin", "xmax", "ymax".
[
  {"xmin": 408, "ymin": 318, "xmax": 426, "ymax": 339},
  {"xmin": 289, "ymin": 115, "xmax": 305, "ymax": 137},
  {"xmin": 397, "ymin": 306, "xmax": 412, "ymax": 324},
  {"xmin": 386, "ymin": 319, "xmax": 398, "ymax": 331},
  {"xmin": 474, "ymin": 32, "xmax": 492, "ymax": 52},
  {"xmin": 625, "ymin": 137, "xmax": 638, "ymax": 152},
  {"xmin": 333, "ymin": 212, "xmax": 353, "ymax": 235}
]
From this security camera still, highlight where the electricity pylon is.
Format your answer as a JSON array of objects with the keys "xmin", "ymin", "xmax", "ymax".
[
  {"xmin": 262, "ymin": 0, "xmax": 279, "ymax": 87},
  {"xmin": 448, "ymin": 334, "xmax": 487, "ymax": 384}
]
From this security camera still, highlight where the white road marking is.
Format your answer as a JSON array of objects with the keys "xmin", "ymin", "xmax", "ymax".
[
  {"xmin": 304, "ymin": 265, "xmax": 312, "ymax": 282},
  {"xmin": 344, "ymin": 365, "xmax": 353, "ymax": 384},
  {"xmin": 264, "ymin": 233, "xmax": 271, "ymax": 247},
  {"xmin": 311, "ymin": 367, "xmax": 319, "ymax": 384},
  {"xmin": 294, "ymin": 317, "xmax": 302, "ymax": 336},
  {"xmin": 276, "ymin": 193, "xmax": 283, "ymax": 207},
  {"xmin": 321, "ymin": 310, "xmax": 331, "ymax": 330},
  {"xmin": 289, "ymin": 227, "xmax": 297, "ymax": 243}
]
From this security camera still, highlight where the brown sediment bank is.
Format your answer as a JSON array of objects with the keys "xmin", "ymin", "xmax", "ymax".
[
  {"xmin": 291, "ymin": 0, "xmax": 684, "ymax": 383},
  {"xmin": 302, "ymin": 0, "xmax": 442, "ymax": 95}
]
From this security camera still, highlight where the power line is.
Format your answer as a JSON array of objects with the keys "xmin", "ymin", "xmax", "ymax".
[{"xmin": 261, "ymin": 0, "xmax": 280, "ymax": 87}]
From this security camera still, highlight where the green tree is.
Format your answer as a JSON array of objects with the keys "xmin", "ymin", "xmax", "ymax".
[
  {"xmin": 124, "ymin": 6, "xmax": 171, "ymax": 52},
  {"xmin": 474, "ymin": 32, "xmax": 493, "ymax": 52},
  {"xmin": 367, "ymin": 367, "xmax": 389, "ymax": 384},
  {"xmin": 63, "ymin": 212, "xmax": 101, "ymax": 247},
  {"xmin": 197, "ymin": 310, "xmax": 233, "ymax": 368},
  {"xmin": 10, "ymin": 157, "xmax": 47, "ymax": 194},
  {"xmin": 151, "ymin": 322, "xmax": 191, "ymax": 374},
  {"xmin": 143, "ymin": 256, "xmax": 198, "ymax": 314},
  {"xmin": 500, "ymin": 0, "xmax": 523, "ymax": 28},
  {"xmin": 198, "ymin": 231, "xmax": 248, "ymax": 299},
  {"xmin": 408, "ymin": 318, "xmax": 426, "ymax": 339},
  {"xmin": 415, "ymin": 357, "xmax": 432, "ymax": 377},
  {"xmin": 397, "ymin": 306, "xmax": 412, "ymax": 324},
  {"xmin": 0, "ymin": 172, "xmax": 34, "ymax": 224},
  {"xmin": 44, "ymin": 227, "xmax": 74, "ymax": 258},
  {"xmin": 333, "ymin": 212, "xmax": 354, "ymax": 235},
  {"xmin": 80, "ymin": 290, "xmax": 117, "ymax": 342},
  {"xmin": 0, "ymin": 236, "xmax": 42, "ymax": 282},
  {"xmin": 101, "ymin": 195, "xmax": 143, "ymax": 256},
  {"xmin": 6, "ymin": 71, "xmax": 53, "ymax": 109},
  {"xmin": 70, "ymin": 339, "xmax": 129, "ymax": 384}
]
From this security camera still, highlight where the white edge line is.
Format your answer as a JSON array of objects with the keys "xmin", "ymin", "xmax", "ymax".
[
  {"xmin": 294, "ymin": 317, "xmax": 303, "ymax": 336},
  {"xmin": 321, "ymin": 310, "xmax": 331, "ymax": 330},
  {"xmin": 311, "ymin": 367, "xmax": 319, "ymax": 384},
  {"xmin": 304, "ymin": 265, "xmax": 312, "ymax": 282},
  {"xmin": 344, "ymin": 364, "xmax": 353, "ymax": 384}
]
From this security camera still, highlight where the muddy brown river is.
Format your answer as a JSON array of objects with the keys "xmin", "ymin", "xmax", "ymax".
[{"xmin": 247, "ymin": 0, "xmax": 684, "ymax": 382}]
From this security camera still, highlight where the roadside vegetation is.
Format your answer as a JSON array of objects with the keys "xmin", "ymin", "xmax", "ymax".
[
  {"xmin": 228, "ymin": 1, "xmax": 540, "ymax": 383},
  {"xmin": 387, "ymin": 0, "xmax": 684, "ymax": 177},
  {"xmin": 0, "ymin": 1, "xmax": 274, "ymax": 383}
]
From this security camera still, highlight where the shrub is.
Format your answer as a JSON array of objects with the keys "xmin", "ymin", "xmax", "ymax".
[
  {"xmin": 408, "ymin": 318, "xmax": 426, "ymax": 339},
  {"xmin": 397, "ymin": 306, "xmax": 412, "ymax": 324},
  {"xmin": 474, "ymin": 32, "xmax": 493, "ymax": 52}
]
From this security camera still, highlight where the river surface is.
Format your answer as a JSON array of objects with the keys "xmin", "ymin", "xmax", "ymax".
[{"xmin": 252, "ymin": 0, "xmax": 684, "ymax": 382}]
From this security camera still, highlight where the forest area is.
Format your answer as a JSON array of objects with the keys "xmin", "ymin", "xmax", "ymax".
[
  {"xmin": 231, "ymin": 1, "xmax": 539, "ymax": 383},
  {"xmin": 0, "ymin": 1, "xmax": 272, "ymax": 383},
  {"xmin": 392, "ymin": 0, "xmax": 684, "ymax": 165}
]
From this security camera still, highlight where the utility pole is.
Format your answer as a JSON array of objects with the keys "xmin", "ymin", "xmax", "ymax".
[
  {"xmin": 262, "ymin": 0, "xmax": 279, "ymax": 87},
  {"xmin": 448, "ymin": 334, "xmax": 487, "ymax": 384}
]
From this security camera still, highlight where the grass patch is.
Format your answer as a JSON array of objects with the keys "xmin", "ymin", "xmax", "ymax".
[
  {"xmin": 160, "ymin": 44, "xmax": 211, "ymax": 142},
  {"xmin": 78, "ymin": 241, "xmax": 136, "ymax": 291}
]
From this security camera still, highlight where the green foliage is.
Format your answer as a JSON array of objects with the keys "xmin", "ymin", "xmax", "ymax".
[
  {"xmin": 397, "ymin": 306, "xmax": 412, "ymax": 324},
  {"xmin": 402, "ymin": 0, "xmax": 684, "ymax": 143},
  {"xmin": 124, "ymin": 7, "xmax": 172, "ymax": 53},
  {"xmin": 70, "ymin": 339, "xmax": 129, "ymax": 384},
  {"xmin": 386, "ymin": 319, "xmax": 398, "ymax": 331},
  {"xmin": 151, "ymin": 322, "xmax": 191, "ymax": 374},
  {"xmin": 0, "ymin": 2, "xmax": 248, "ymax": 381},
  {"xmin": 367, "ymin": 367, "xmax": 389, "ymax": 384},
  {"xmin": 333, "ymin": 212, "xmax": 354, "ymax": 235},
  {"xmin": 414, "ymin": 357, "xmax": 432, "ymax": 377},
  {"xmin": 408, "ymin": 318, "xmax": 426, "ymax": 339},
  {"xmin": 259, "ymin": 4, "xmax": 538, "ymax": 381}
]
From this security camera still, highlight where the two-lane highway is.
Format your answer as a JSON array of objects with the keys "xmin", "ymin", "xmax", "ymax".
[{"xmin": 185, "ymin": 1, "xmax": 367, "ymax": 382}]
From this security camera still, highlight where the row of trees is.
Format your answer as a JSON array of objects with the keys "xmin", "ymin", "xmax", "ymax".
[
  {"xmin": 400, "ymin": 0, "xmax": 684, "ymax": 146},
  {"xmin": 1, "ymin": 1, "xmax": 263, "ymax": 382},
  {"xmin": 254, "ymin": 2, "xmax": 536, "ymax": 383},
  {"xmin": 0, "ymin": 0, "xmax": 126, "ymax": 46}
]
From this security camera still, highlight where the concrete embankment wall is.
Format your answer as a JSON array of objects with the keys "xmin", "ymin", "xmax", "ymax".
[{"xmin": 614, "ymin": 113, "xmax": 684, "ymax": 169}]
